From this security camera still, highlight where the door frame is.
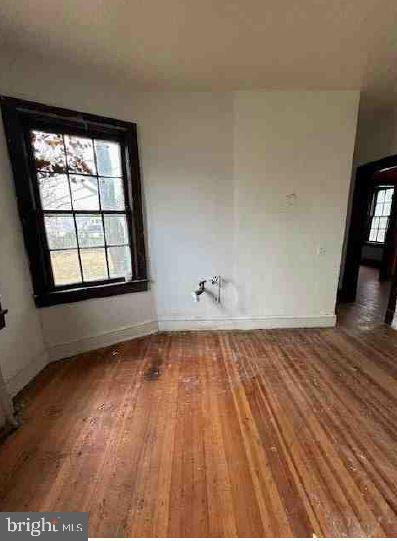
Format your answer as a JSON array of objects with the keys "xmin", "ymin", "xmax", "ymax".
[{"xmin": 340, "ymin": 154, "xmax": 397, "ymax": 325}]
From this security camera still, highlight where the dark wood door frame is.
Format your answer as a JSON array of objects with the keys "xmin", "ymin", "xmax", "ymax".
[
  {"xmin": 380, "ymin": 185, "xmax": 397, "ymax": 283},
  {"xmin": 340, "ymin": 154, "xmax": 397, "ymax": 325},
  {"xmin": 0, "ymin": 300, "xmax": 7, "ymax": 331}
]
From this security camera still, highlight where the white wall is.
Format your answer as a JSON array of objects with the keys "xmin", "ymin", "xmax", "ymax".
[
  {"xmin": 42, "ymin": 293, "xmax": 156, "ymax": 361},
  {"xmin": 134, "ymin": 90, "xmax": 359, "ymax": 329},
  {"xmin": 0, "ymin": 66, "xmax": 157, "ymax": 385},
  {"xmin": 131, "ymin": 92, "xmax": 236, "ymax": 327},
  {"xmin": 0, "ymin": 66, "xmax": 359, "ymax": 393},
  {"xmin": 234, "ymin": 91, "xmax": 358, "ymax": 322},
  {"xmin": 355, "ymin": 107, "xmax": 397, "ymax": 166},
  {"xmin": 0, "ymin": 123, "xmax": 48, "ymax": 395}
]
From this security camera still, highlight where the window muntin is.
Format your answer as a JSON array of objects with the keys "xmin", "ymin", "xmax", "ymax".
[
  {"xmin": 31, "ymin": 130, "xmax": 133, "ymax": 287},
  {"xmin": 368, "ymin": 187, "xmax": 394, "ymax": 244}
]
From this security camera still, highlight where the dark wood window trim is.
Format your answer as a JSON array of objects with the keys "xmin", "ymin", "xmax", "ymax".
[
  {"xmin": 0, "ymin": 303, "xmax": 7, "ymax": 331},
  {"xmin": 1, "ymin": 96, "xmax": 148, "ymax": 307}
]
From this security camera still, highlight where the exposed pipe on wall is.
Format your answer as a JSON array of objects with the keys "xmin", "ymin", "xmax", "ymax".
[{"xmin": 191, "ymin": 276, "xmax": 221, "ymax": 304}]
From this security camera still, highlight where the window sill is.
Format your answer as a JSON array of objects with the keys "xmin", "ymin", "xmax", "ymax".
[
  {"xmin": 35, "ymin": 279, "xmax": 149, "ymax": 307},
  {"xmin": 364, "ymin": 240, "xmax": 385, "ymax": 246}
]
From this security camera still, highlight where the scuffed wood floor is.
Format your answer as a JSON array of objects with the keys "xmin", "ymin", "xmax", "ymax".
[{"xmin": 1, "ymin": 328, "xmax": 397, "ymax": 537}]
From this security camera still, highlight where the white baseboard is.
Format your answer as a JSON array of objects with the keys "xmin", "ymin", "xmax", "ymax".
[
  {"xmin": 47, "ymin": 320, "xmax": 159, "ymax": 362},
  {"xmin": 158, "ymin": 315, "xmax": 336, "ymax": 331},
  {"xmin": 46, "ymin": 315, "xmax": 335, "ymax": 361},
  {"xmin": 6, "ymin": 315, "xmax": 335, "ymax": 395},
  {"xmin": 6, "ymin": 350, "xmax": 48, "ymax": 397}
]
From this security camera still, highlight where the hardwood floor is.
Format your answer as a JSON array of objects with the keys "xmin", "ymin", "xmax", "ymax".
[
  {"xmin": 1, "ymin": 327, "xmax": 397, "ymax": 536},
  {"xmin": 337, "ymin": 265, "xmax": 391, "ymax": 329}
]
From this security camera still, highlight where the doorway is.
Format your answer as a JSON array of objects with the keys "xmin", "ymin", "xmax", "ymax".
[{"xmin": 338, "ymin": 155, "xmax": 397, "ymax": 328}]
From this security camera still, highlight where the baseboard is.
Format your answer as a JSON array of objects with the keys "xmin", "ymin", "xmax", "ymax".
[
  {"xmin": 6, "ymin": 315, "xmax": 335, "ymax": 393},
  {"xmin": 5, "ymin": 350, "xmax": 48, "ymax": 397},
  {"xmin": 49, "ymin": 314, "xmax": 336, "ymax": 359},
  {"xmin": 158, "ymin": 315, "xmax": 336, "ymax": 331},
  {"xmin": 47, "ymin": 320, "xmax": 158, "ymax": 362}
]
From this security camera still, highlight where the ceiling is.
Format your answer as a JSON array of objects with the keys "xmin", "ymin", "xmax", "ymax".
[{"xmin": 1, "ymin": 0, "xmax": 397, "ymax": 111}]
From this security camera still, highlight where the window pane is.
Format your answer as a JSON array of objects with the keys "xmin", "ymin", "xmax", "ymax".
[
  {"xmin": 383, "ymin": 202, "xmax": 391, "ymax": 216},
  {"xmin": 379, "ymin": 216, "xmax": 388, "ymax": 229},
  {"xmin": 38, "ymin": 173, "xmax": 71, "ymax": 210},
  {"xmin": 377, "ymin": 229, "xmax": 386, "ymax": 243},
  {"xmin": 75, "ymin": 215, "xmax": 104, "ymax": 247},
  {"xmin": 80, "ymin": 248, "xmax": 108, "ymax": 281},
  {"xmin": 31, "ymin": 130, "xmax": 66, "ymax": 173},
  {"xmin": 108, "ymin": 246, "xmax": 132, "ymax": 279},
  {"xmin": 99, "ymin": 177, "xmax": 125, "ymax": 210},
  {"xmin": 375, "ymin": 203, "xmax": 383, "ymax": 216},
  {"xmin": 65, "ymin": 135, "xmax": 96, "ymax": 175},
  {"xmin": 385, "ymin": 189, "xmax": 394, "ymax": 202},
  {"xmin": 372, "ymin": 216, "xmax": 380, "ymax": 229},
  {"xmin": 369, "ymin": 228, "xmax": 377, "ymax": 242},
  {"xmin": 94, "ymin": 140, "xmax": 122, "ymax": 177},
  {"xmin": 377, "ymin": 190, "xmax": 386, "ymax": 203},
  {"xmin": 44, "ymin": 215, "xmax": 77, "ymax": 249},
  {"xmin": 104, "ymin": 215, "xmax": 128, "ymax": 245},
  {"xmin": 70, "ymin": 175, "xmax": 99, "ymax": 210},
  {"xmin": 50, "ymin": 249, "xmax": 82, "ymax": 285}
]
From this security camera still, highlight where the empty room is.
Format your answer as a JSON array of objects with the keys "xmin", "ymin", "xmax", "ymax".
[{"xmin": 1, "ymin": 1, "xmax": 397, "ymax": 539}]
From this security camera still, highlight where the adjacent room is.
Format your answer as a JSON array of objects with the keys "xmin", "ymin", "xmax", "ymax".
[
  {"xmin": 338, "ymin": 165, "xmax": 397, "ymax": 329},
  {"xmin": 1, "ymin": 1, "xmax": 397, "ymax": 538}
]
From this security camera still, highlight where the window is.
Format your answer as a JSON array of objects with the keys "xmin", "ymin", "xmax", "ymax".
[
  {"xmin": 368, "ymin": 186, "xmax": 394, "ymax": 244},
  {"xmin": 1, "ymin": 97, "xmax": 147, "ymax": 306}
]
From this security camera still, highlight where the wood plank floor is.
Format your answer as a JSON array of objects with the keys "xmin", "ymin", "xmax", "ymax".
[
  {"xmin": 337, "ymin": 265, "xmax": 391, "ymax": 330},
  {"xmin": 1, "ymin": 327, "xmax": 397, "ymax": 537}
]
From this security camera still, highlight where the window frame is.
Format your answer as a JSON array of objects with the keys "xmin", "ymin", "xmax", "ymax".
[
  {"xmin": 1, "ymin": 96, "xmax": 148, "ymax": 307},
  {"xmin": 366, "ymin": 184, "xmax": 395, "ymax": 245}
]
